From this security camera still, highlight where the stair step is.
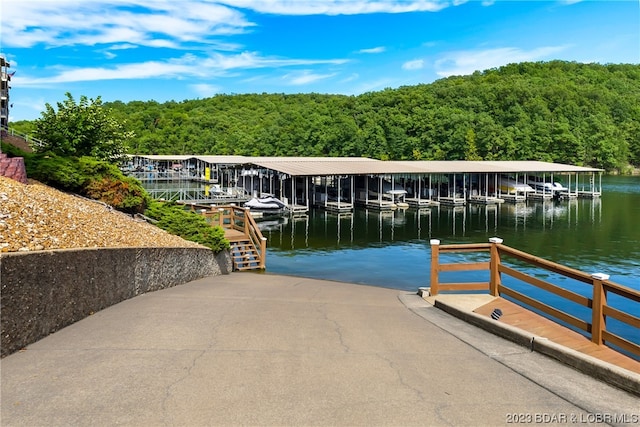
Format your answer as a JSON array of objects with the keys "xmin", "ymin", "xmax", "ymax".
[
  {"xmin": 230, "ymin": 239, "xmax": 263, "ymax": 271},
  {"xmin": 232, "ymin": 250, "xmax": 258, "ymax": 255}
]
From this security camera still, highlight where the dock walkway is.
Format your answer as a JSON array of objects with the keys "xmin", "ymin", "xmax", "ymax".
[
  {"xmin": 424, "ymin": 293, "xmax": 640, "ymax": 382},
  {"xmin": 2, "ymin": 273, "xmax": 637, "ymax": 426},
  {"xmin": 472, "ymin": 296, "xmax": 640, "ymax": 374}
]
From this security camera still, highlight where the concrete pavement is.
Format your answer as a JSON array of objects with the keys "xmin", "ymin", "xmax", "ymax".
[{"xmin": 2, "ymin": 272, "xmax": 638, "ymax": 426}]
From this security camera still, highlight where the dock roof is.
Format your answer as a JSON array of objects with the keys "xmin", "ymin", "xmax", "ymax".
[
  {"xmin": 246, "ymin": 157, "xmax": 414, "ymax": 176},
  {"xmin": 129, "ymin": 155, "xmax": 603, "ymax": 176},
  {"xmin": 392, "ymin": 160, "xmax": 602, "ymax": 174}
]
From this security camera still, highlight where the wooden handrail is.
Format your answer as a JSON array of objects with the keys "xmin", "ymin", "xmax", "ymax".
[
  {"xmin": 497, "ymin": 244, "xmax": 594, "ymax": 284},
  {"xmin": 179, "ymin": 202, "xmax": 267, "ymax": 270},
  {"xmin": 214, "ymin": 205, "xmax": 267, "ymax": 269},
  {"xmin": 439, "ymin": 243, "xmax": 492, "ymax": 252},
  {"xmin": 429, "ymin": 239, "xmax": 640, "ymax": 358}
]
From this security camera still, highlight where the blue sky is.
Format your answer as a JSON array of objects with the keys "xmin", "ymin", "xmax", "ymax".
[{"xmin": 1, "ymin": 0, "xmax": 638, "ymax": 122}]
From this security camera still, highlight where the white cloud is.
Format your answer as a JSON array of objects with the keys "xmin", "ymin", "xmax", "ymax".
[
  {"xmin": 434, "ymin": 46, "xmax": 569, "ymax": 77},
  {"xmin": 109, "ymin": 43, "xmax": 140, "ymax": 51},
  {"xmin": 402, "ymin": 59, "xmax": 424, "ymax": 70},
  {"xmin": 219, "ymin": 1, "xmax": 450, "ymax": 15},
  {"xmin": 282, "ymin": 70, "xmax": 336, "ymax": 85},
  {"xmin": 13, "ymin": 51, "xmax": 349, "ymax": 86},
  {"xmin": 201, "ymin": 52, "xmax": 348, "ymax": 70},
  {"xmin": 358, "ymin": 46, "xmax": 386, "ymax": 54},
  {"xmin": 0, "ymin": 1, "xmax": 457, "ymax": 50},
  {"xmin": 0, "ymin": 0, "xmax": 254, "ymax": 49},
  {"xmin": 14, "ymin": 61, "xmax": 197, "ymax": 86}
]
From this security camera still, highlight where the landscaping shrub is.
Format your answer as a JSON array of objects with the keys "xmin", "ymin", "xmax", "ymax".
[
  {"xmin": 1, "ymin": 143, "xmax": 150, "ymax": 214},
  {"xmin": 145, "ymin": 201, "xmax": 230, "ymax": 253}
]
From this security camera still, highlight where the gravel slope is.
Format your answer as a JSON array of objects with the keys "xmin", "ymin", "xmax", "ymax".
[{"xmin": 0, "ymin": 176, "xmax": 205, "ymax": 253}]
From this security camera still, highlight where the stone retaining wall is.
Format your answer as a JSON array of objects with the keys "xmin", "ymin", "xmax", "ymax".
[
  {"xmin": 1, "ymin": 247, "xmax": 231, "ymax": 357},
  {"xmin": 0, "ymin": 153, "xmax": 28, "ymax": 184}
]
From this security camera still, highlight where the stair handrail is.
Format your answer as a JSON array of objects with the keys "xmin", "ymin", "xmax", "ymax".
[
  {"xmin": 243, "ymin": 208, "xmax": 267, "ymax": 269},
  {"xmin": 177, "ymin": 202, "xmax": 267, "ymax": 269},
  {"xmin": 212, "ymin": 204, "xmax": 266, "ymax": 269}
]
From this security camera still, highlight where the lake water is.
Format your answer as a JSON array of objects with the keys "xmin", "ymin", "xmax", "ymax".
[
  {"xmin": 258, "ymin": 175, "xmax": 639, "ymax": 349},
  {"xmin": 262, "ymin": 176, "xmax": 639, "ymax": 290}
]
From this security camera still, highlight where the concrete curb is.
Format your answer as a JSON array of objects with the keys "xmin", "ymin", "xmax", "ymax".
[{"xmin": 433, "ymin": 298, "xmax": 640, "ymax": 397}]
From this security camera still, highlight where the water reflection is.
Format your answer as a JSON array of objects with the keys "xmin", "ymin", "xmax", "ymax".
[
  {"xmin": 260, "ymin": 199, "xmax": 606, "ymax": 250},
  {"xmin": 263, "ymin": 176, "xmax": 639, "ymax": 292}
]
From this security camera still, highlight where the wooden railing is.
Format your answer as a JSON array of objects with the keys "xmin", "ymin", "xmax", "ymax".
[
  {"xmin": 188, "ymin": 203, "xmax": 267, "ymax": 270},
  {"xmin": 429, "ymin": 238, "xmax": 640, "ymax": 358}
]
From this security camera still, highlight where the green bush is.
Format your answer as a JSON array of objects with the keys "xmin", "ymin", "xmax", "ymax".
[
  {"xmin": 145, "ymin": 201, "xmax": 230, "ymax": 253},
  {"xmin": 1, "ymin": 141, "xmax": 31, "ymax": 157},
  {"xmin": 84, "ymin": 176, "xmax": 149, "ymax": 215},
  {"xmin": 1, "ymin": 143, "xmax": 150, "ymax": 214},
  {"xmin": 25, "ymin": 152, "xmax": 86, "ymax": 191}
]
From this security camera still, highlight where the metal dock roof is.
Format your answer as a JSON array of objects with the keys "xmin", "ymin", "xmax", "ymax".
[{"xmin": 129, "ymin": 155, "xmax": 603, "ymax": 176}]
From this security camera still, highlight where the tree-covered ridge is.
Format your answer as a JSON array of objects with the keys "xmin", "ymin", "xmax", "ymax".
[{"xmin": 99, "ymin": 61, "xmax": 638, "ymax": 171}]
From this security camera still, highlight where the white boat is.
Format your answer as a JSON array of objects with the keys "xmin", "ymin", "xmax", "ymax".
[
  {"xmin": 527, "ymin": 176, "xmax": 567, "ymax": 194},
  {"xmin": 244, "ymin": 196, "xmax": 287, "ymax": 211},
  {"xmin": 499, "ymin": 176, "xmax": 534, "ymax": 194}
]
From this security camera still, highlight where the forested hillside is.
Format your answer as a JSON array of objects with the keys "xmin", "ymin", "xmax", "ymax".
[{"xmin": 15, "ymin": 61, "xmax": 640, "ymax": 171}]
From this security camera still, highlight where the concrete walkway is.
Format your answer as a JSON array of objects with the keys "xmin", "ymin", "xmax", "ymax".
[{"xmin": 2, "ymin": 273, "xmax": 638, "ymax": 426}]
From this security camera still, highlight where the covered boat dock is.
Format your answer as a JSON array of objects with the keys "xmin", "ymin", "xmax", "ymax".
[{"xmin": 123, "ymin": 155, "xmax": 603, "ymax": 212}]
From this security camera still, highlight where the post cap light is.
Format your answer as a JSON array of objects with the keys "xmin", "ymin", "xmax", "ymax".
[
  {"xmin": 430, "ymin": 239, "xmax": 440, "ymax": 245},
  {"xmin": 591, "ymin": 273, "xmax": 610, "ymax": 281},
  {"xmin": 489, "ymin": 237, "xmax": 503, "ymax": 244}
]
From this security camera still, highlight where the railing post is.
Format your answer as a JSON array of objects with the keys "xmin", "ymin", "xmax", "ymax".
[
  {"xmin": 489, "ymin": 237, "xmax": 503, "ymax": 296},
  {"xmin": 218, "ymin": 208, "xmax": 224, "ymax": 228},
  {"xmin": 260, "ymin": 237, "xmax": 267, "ymax": 269},
  {"xmin": 591, "ymin": 273, "xmax": 609, "ymax": 345},
  {"xmin": 230, "ymin": 206, "xmax": 236, "ymax": 230},
  {"xmin": 430, "ymin": 239, "xmax": 440, "ymax": 296}
]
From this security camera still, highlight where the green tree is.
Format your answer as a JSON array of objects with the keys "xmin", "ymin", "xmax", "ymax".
[
  {"xmin": 17, "ymin": 61, "xmax": 639, "ymax": 171},
  {"xmin": 32, "ymin": 92, "xmax": 133, "ymax": 162},
  {"xmin": 464, "ymin": 129, "xmax": 482, "ymax": 160}
]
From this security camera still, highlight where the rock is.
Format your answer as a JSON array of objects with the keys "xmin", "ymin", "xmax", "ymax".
[{"xmin": 0, "ymin": 176, "xmax": 206, "ymax": 252}]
